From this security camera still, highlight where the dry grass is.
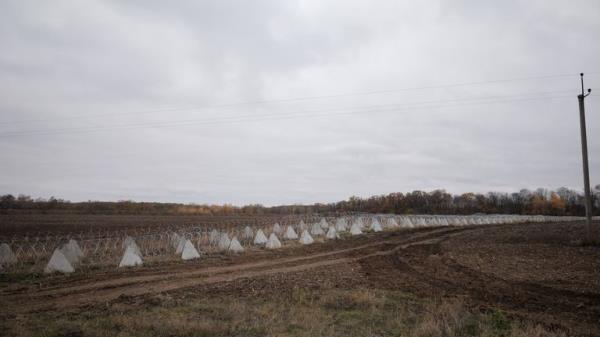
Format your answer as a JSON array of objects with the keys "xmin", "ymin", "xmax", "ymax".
[{"xmin": 4, "ymin": 287, "xmax": 567, "ymax": 337}]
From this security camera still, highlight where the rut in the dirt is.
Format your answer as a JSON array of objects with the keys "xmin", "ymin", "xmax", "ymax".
[
  {"xmin": 3, "ymin": 222, "xmax": 599, "ymax": 337},
  {"xmin": 357, "ymin": 224, "xmax": 600, "ymax": 337},
  {"xmin": 0, "ymin": 227, "xmax": 467, "ymax": 315}
]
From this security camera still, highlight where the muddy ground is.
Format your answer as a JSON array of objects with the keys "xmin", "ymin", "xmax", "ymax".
[{"xmin": 1, "ymin": 221, "xmax": 599, "ymax": 336}]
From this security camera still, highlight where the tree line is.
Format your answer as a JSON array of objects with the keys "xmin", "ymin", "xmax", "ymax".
[{"xmin": 1, "ymin": 186, "xmax": 599, "ymax": 216}]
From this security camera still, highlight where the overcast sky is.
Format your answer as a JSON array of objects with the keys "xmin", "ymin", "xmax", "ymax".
[{"xmin": 1, "ymin": 1, "xmax": 599, "ymax": 205}]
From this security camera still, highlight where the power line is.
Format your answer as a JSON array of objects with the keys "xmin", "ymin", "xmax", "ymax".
[
  {"xmin": 0, "ymin": 92, "xmax": 573, "ymax": 138},
  {"xmin": 1, "ymin": 91, "xmax": 566, "ymax": 131},
  {"xmin": 1, "ymin": 72, "xmax": 594, "ymax": 126},
  {"xmin": 0, "ymin": 92, "xmax": 573, "ymax": 137}
]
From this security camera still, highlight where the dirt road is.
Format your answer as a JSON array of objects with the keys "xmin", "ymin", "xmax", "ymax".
[{"xmin": 2, "ymin": 222, "xmax": 599, "ymax": 336}]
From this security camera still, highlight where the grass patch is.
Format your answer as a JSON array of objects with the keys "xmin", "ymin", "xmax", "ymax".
[
  {"xmin": 5, "ymin": 288, "xmax": 565, "ymax": 337},
  {"xmin": 490, "ymin": 309, "xmax": 511, "ymax": 337},
  {"xmin": 0, "ymin": 271, "xmax": 42, "ymax": 284}
]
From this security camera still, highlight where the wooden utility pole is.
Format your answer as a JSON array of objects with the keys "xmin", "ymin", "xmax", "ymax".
[{"xmin": 577, "ymin": 73, "xmax": 593, "ymax": 236}]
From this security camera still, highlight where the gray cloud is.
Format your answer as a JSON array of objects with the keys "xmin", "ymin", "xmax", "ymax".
[{"xmin": 0, "ymin": 0, "xmax": 599, "ymax": 205}]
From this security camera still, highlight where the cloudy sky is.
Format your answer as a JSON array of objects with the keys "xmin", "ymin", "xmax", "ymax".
[{"xmin": 1, "ymin": 1, "xmax": 599, "ymax": 205}]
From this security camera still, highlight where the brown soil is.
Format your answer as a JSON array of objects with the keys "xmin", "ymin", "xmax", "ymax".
[
  {"xmin": 0, "ymin": 213, "xmax": 284, "ymax": 236},
  {"xmin": 1, "ymin": 221, "xmax": 599, "ymax": 336}
]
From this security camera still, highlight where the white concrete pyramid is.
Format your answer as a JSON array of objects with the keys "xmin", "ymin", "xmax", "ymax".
[
  {"xmin": 181, "ymin": 239, "xmax": 200, "ymax": 260},
  {"xmin": 350, "ymin": 221, "xmax": 363, "ymax": 235},
  {"xmin": 272, "ymin": 223, "xmax": 282, "ymax": 234},
  {"xmin": 335, "ymin": 218, "xmax": 347, "ymax": 232},
  {"xmin": 370, "ymin": 218, "xmax": 383, "ymax": 232},
  {"xmin": 44, "ymin": 248, "xmax": 74, "ymax": 274},
  {"xmin": 69, "ymin": 239, "xmax": 83, "ymax": 256},
  {"xmin": 299, "ymin": 230, "xmax": 314, "ymax": 245},
  {"xmin": 228, "ymin": 237, "xmax": 244, "ymax": 253},
  {"xmin": 123, "ymin": 236, "xmax": 136, "ymax": 248},
  {"xmin": 243, "ymin": 226, "xmax": 254, "ymax": 240},
  {"xmin": 0, "ymin": 243, "xmax": 17, "ymax": 266},
  {"xmin": 123, "ymin": 236, "xmax": 142, "ymax": 257},
  {"xmin": 310, "ymin": 222, "xmax": 325, "ymax": 236},
  {"xmin": 266, "ymin": 233, "xmax": 282, "ymax": 249},
  {"xmin": 354, "ymin": 218, "xmax": 365, "ymax": 230},
  {"xmin": 298, "ymin": 220, "xmax": 307, "ymax": 232},
  {"xmin": 319, "ymin": 218, "xmax": 329, "ymax": 229},
  {"xmin": 439, "ymin": 217, "xmax": 450, "ymax": 226},
  {"xmin": 400, "ymin": 217, "xmax": 413, "ymax": 228},
  {"xmin": 326, "ymin": 226, "xmax": 339, "ymax": 240},
  {"xmin": 283, "ymin": 226, "xmax": 298, "ymax": 240},
  {"xmin": 387, "ymin": 218, "xmax": 399, "ymax": 228},
  {"xmin": 119, "ymin": 244, "xmax": 143, "ymax": 268},
  {"xmin": 218, "ymin": 233, "xmax": 231, "ymax": 251},
  {"xmin": 254, "ymin": 229, "xmax": 268, "ymax": 245},
  {"xmin": 60, "ymin": 239, "xmax": 84, "ymax": 265},
  {"xmin": 209, "ymin": 229, "xmax": 220, "ymax": 245}
]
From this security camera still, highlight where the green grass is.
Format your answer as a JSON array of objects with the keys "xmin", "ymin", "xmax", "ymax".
[{"xmin": 5, "ymin": 288, "xmax": 565, "ymax": 337}]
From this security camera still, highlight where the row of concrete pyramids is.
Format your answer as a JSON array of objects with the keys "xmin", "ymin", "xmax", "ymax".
[
  {"xmin": 35, "ymin": 218, "xmax": 372, "ymax": 274},
  {"xmin": 1, "ymin": 214, "xmax": 588, "ymax": 274}
]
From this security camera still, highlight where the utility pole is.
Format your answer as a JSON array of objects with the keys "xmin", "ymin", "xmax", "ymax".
[{"xmin": 577, "ymin": 73, "xmax": 593, "ymax": 237}]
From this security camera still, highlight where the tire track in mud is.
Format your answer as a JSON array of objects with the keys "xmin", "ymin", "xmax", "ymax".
[
  {"xmin": 358, "ymin": 230, "xmax": 600, "ymax": 337},
  {"xmin": 1, "ymin": 226, "xmax": 474, "ymax": 315}
]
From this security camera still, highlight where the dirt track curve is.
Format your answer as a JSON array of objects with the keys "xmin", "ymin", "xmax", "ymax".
[{"xmin": 2, "ymin": 222, "xmax": 599, "ymax": 336}]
